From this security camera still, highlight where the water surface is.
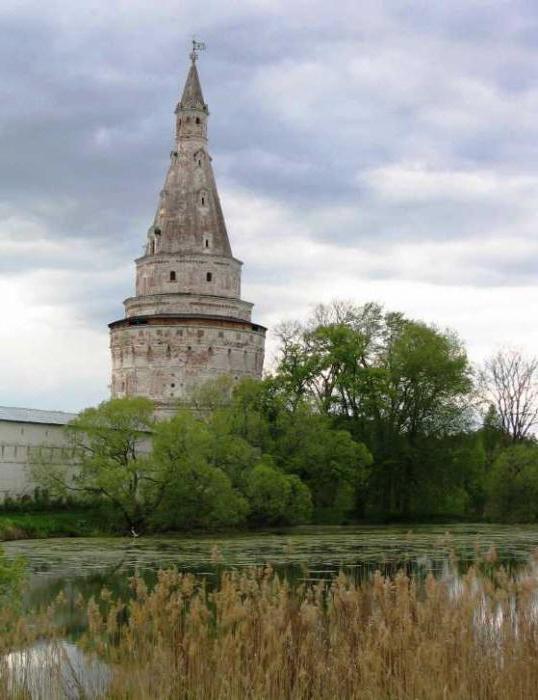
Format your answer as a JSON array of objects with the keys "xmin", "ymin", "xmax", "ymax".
[{"xmin": 5, "ymin": 523, "xmax": 538, "ymax": 610}]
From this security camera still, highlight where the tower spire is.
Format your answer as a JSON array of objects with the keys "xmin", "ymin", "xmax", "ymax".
[{"xmin": 180, "ymin": 39, "xmax": 207, "ymax": 112}]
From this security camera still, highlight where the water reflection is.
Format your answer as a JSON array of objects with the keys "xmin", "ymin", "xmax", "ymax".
[{"xmin": 4, "ymin": 640, "xmax": 110, "ymax": 699}]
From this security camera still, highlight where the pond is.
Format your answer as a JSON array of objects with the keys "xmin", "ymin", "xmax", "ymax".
[
  {"xmin": 4, "ymin": 524, "xmax": 538, "ymax": 699},
  {"xmin": 5, "ymin": 522, "xmax": 538, "ymax": 614}
]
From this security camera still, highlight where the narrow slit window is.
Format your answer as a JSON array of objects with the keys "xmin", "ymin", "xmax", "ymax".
[
  {"xmin": 206, "ymin": 272, "xmax": 212, "ymax": 282},
  {"xmin": 170, "ymin": 271, "xmax": 176, "ymax": 281},
  {"xmin": 201, "ymin": 196, "xmax": 205, "ymax": 205},
  {"xmin": 205, "ymin": 239, "xmax": 209, "ymax": 248}
]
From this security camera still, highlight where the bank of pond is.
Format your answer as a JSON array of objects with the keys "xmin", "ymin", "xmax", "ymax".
[{"xmin": 2, "ymin": 523, "xmax": 538, "ymax": 698}]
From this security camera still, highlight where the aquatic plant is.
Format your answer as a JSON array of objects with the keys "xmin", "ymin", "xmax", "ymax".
[{"xmin": 74, "ymin": 564, "xmax": 538, "ymax": 699}]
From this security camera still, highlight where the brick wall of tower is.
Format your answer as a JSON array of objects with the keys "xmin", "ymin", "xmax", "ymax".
[{"xmin": 110, "ymin": 319, "xmax": 265, "ymax": 408}]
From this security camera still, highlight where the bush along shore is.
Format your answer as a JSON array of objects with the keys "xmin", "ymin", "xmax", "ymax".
[
  {"xmin": 0, "ymin": 510, "xmax": 111, "ymax": 541},
  {"xmin": 2, "ymin": 558, "xmax": 538, "ymax": 699}
]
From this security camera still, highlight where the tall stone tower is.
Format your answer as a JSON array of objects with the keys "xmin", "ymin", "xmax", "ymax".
[{"xmin": 109, "ymin": 47, "xmax": 266, "ymax": 413}]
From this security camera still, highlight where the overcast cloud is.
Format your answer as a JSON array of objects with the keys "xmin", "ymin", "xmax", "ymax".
[{"xmin": 1, "ymin": 0, "xmax": 538, "ymax": 410}]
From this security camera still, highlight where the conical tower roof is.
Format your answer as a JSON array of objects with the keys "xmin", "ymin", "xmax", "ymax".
[
  {"xmin": 180, "ymin": 61, "xmax": 207, "ymax": 111},
  {"xmin": 147, "ymin": 54, "xmax": 232, "ymax": 258}
]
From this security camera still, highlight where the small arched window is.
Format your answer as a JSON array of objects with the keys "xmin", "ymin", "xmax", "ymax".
[
  {"xmin": 206, "ymin": 272, "xmax": 212, "ymax": 282},
  {"xmin": 201, "ymin": 196, "xmax": 205, "ymax": 205},
  {"xmin": 196, "ymin": 117, "xmax": 201, "ymax": 124},
  {"xmin": 170, "ymin": 271, "xmax": 176, "ymax": 282}
]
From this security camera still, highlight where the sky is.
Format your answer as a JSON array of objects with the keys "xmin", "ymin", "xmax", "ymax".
[{"xmin": 1, "ymin": 0, "xmax": 538, "ymax": 411}]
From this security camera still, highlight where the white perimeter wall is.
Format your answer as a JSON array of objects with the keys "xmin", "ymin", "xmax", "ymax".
[{"xmin": 0, "ymin": 421, "xmax": 71, "ymax": 499}]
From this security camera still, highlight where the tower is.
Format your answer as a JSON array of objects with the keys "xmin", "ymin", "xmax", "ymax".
[{"xmin": 109, "ymin": 46, "xmax": 266, "ymax": 414}]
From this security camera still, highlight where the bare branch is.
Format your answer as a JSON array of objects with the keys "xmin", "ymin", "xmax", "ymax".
[{"xmin": 479, "ymin": 349, "xmax": 538, "ymax": 442}]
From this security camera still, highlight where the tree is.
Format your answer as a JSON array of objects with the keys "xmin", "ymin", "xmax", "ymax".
[
  {"xmin": 150, "ymin": 411, "xmax": 249, "ymax": 529},
  {"xmin": 479, "ymin": 350, "xmax": 538, "ymax": 443},
  {"xmin": 274, "ymin": 301, "xmax": 473, "ymax": 518},
  {"xmin": 486, "ymin": 444, "xmax": 538, "ymax": 522},
  {"xmin": 32, "ymin": 397, "xmax": 158, "ymax": 531},
  {"xmin": 480, "ymin": 404, "xmax": 506, "ymax": 466},
  {"xmin": 205, "ymin": 377, "xmax": 372, "ymax": 522},
  {"xmin": 245, "ymin": 461, "xmax": 312, "ymax": 526},
  {"xmin": 271, "ymin": 404, "xmax": 372, "ymax": 522}
]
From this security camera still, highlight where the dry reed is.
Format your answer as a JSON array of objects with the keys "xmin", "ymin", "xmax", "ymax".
[
  {"xmin": 3, "ymin": 563, "xmax": 538, "ymax": 699},
  {"xmin": 83, "ymin": 564, "xmax": 538, "ymax": 699}
]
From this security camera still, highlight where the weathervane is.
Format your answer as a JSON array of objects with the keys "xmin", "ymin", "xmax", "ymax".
[{"xmin": 190, "ymin": 38, "xmax": 206, "ymax": 63}]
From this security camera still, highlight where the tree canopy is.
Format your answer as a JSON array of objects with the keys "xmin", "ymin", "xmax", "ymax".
[{"xmin": 31, "ymin": 300, "xmax": 538, "ymax": 528}]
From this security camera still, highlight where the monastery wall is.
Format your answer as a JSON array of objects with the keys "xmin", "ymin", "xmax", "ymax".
[{"xmin": 0, "ymin": 416, "xmax": 75, "ymax": 500}]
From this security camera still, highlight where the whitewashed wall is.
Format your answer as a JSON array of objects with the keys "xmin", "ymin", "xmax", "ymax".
[{"xmin": 0, "ymin": 419, "xmax": 74, "ymax": 500}]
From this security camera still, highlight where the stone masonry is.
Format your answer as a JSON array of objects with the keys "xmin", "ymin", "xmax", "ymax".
[{"xmin": 109, "ymin": 49, "xmax": 266, "ymax": 414}]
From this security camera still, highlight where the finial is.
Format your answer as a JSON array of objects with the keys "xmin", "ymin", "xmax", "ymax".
[{"xmin": 190, "ymin": 37, "xmax": 206, "ymax": 63}]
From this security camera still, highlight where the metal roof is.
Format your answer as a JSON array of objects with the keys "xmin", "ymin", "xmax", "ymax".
[{"xmin": 0, "ymin": 406, "xmax": 77, "ymax": 426}]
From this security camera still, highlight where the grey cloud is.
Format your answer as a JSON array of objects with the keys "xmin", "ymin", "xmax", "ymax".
[{"xmin": 2, "ymin": 1, "xmax": 538, "ymax": 408}]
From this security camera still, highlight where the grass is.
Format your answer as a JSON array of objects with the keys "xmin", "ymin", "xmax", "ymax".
[
  {"xmin": 3, "ymin": 557, "xmax": 538, "ymax": 699},
  {"xmin": 0, "ymin": 511, "xmax": 109, "ymax": 540}
]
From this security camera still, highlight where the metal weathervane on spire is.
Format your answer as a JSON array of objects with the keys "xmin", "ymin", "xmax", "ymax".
[{"xmin": 190, "ymin": 38, "xmax": 206, "ymax": 63}]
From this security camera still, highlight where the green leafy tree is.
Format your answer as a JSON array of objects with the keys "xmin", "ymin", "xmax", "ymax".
[
  {"xmin": 481, "ymin": 404, "xmax": 506, "ymax": 463},
  {"xmin": 207, "ymin": 377, "xmax": 372, "ymax": 523},
  {"xmin": 272, "ymin": 405, "xmax": 372, "ymax": 522},
  {"xmin": 32, "ymin": 397, "xmax": 158, "ymax": 531},
  {"xmin": 245, "ymin": 461, "xmax": 312, "ymax": 526},
  {"xmin": 275, "ymin": 302, "xmax": 473, "ymax": 518},
  {"xmin": 150, "ymin": 411, "xmax": 249, "ymax": 529},
  {"xmin": 486, "ymin": 444, "xmax": 538, "ymax": 522}
]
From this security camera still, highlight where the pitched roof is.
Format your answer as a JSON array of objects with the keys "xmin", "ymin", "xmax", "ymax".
[{"xmin": 0, "ymin": 406, "xmax": 77, "ymax": 426}]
